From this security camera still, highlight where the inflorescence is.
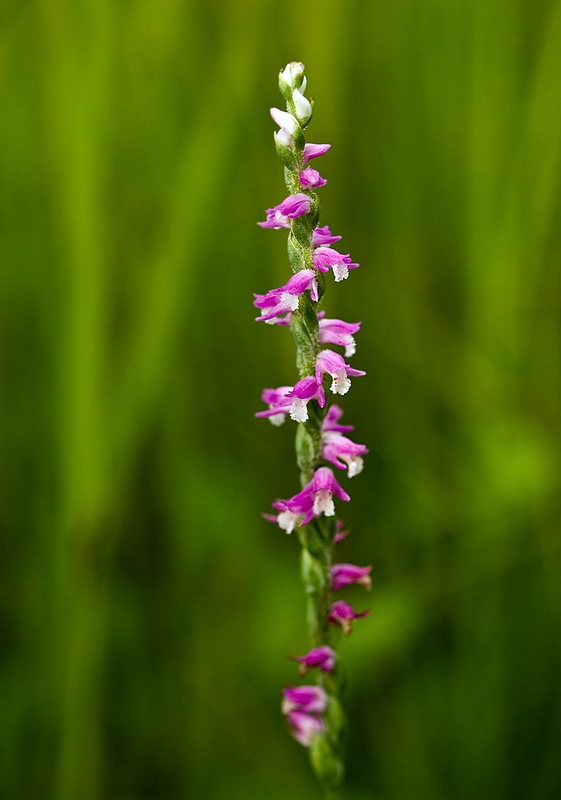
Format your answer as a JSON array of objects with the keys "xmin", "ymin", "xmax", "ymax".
[{"xmin": 254, "ymin": 62, "xmax": 371, "ymax": 792}]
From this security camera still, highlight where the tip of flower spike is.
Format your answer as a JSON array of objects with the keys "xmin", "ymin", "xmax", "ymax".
[{"xmin": 279, "ymin": 62, "xmax": 306, "ymax": 96}]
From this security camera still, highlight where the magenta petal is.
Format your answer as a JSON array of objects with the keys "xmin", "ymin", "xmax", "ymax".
[
  {"xmin": 292, "ymin": 645, "xmax": 337, "ymax": 674},
  {"xmin": 287, "ymin": 711, "xmax": 325, "ymax": 746},
  {"xmin": 299, "ymin": 168, "xmax": 327, "ymax": 188},
  {"xmin": 322, "ymin": 405, "xmax": 354, "ymax": 433},
  {"xmin": 312, "ymin": 225, "xmax": 342, "ymax": 246},
  {"xmin": 330, "ymin": 563, "xmax": 372, "ymax": 591},
  {"xmin": 282, "ymin": 685, "xmax": 328, "ymax": 714},
  {"xmin": 302, "ymin": 143, "xmax": 331, "ymax": 164}
]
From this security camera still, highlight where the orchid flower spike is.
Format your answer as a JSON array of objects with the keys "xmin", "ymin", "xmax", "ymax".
[{"xmin": 255, "ymin": 62, "xmax": 369, "ymax": 782}]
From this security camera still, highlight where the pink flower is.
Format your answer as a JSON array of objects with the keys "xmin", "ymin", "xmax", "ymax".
[
  {"xmin": 316, "ymin": 349, "xmax": 366, "ymax": 396},
  {"xmin": 322, "ymin": 405, "xmax": 354, "ymax": 434},
  {"xmin": 291, "ymin": 646, "xmax": 336, "ymax": 675},
  {"xmin": 318, "ymin": 314, "xmax": 361, "ymax": 357},
  {"xmin": 330, "ymin": 564, "xmax": 372, "ymax": 591},
  {"xmin": 258, "ymin": 193, "xmax": 311, "ymax": 229},
  {"xmin": 322, "ymin": 431, "xmax": 368, "ymax": 477},
  {"xmin": 271, "ymin": 466, "xmax": 351, "ymax": 530},
  {"xmin": 254, "ymin": 269, "xmax": 318, "ymax": 322},
  {"xmin": 302, "ymin": 143, "xmax": 331, "ymax": 164},
  {"xmin": 299, "ymin": 168, "xmax": 327, "ymax": 189},
  {"xmin": 255, "ymin": 386, "xmax": 293, "ymax": 426},
  {"xmin": 328, "ymin": 600, "xmax": 370, "ymax": 635},
  {"xmin": 286, "ymin": 710, "xmax": 325, "ymax": 746},
  {"xmin": 333, "ymin": 520, "xmax": 350, "ymax": 544},
  {"xmin": 285, "ymin": 376, "xmax": 325, "ymax": 422},
  {"xmin": 312, "ymin": 225, "xmax": 342, "ymax": 246},
  {"xmin": 313, "ymin": 246, "xmax": 360, "ymax": 282},
  {"xmin": 282, "ymin": 685, "xmax": 328, "ymax": 714}
]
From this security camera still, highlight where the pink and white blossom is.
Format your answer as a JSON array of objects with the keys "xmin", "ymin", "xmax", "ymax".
[
  {"xmin": 312, "ymin": 225, "xmax": 342, "ymax": 247},
  {"xmin": 322, "ymin": 405, "xmax": 354, "ymax": 434},
  {"xmin": 302, "ymin": 143, "xmax": 331, "ymax": 164},
  {"xmin": 333, "ymin": 519, "xmax": 350, "ymax": 544},
  {"xmin": 318, "ymin": 315, "xmax": 361, "ymax": 357},
  {"xmin": 272, "ymin": 466, "xmax": 350, "ymax": 529},
  {"xmin": 286, "ymin": 710, "xmax": 325, "ymax": 746},
  {"xmin": 313, "ymin": 246, "xmax": 360, "ymax": 282},
  {"xmin": 299, "ymin": 168, "xmax": 327, "ymax": 189},
  {"xmin": 291, "ymin": 646, "xmax": 336, "ymax": 675},
  {"xmin": 330, "ymin": 564, "xmax": 372, "ymax": 591},
  {"xmin": 254, "ymin": 269, "xmax": 318, "ymax": 322},
  {"xmin": 270, "ymin": 107, "xmax": 300, "ymax": 137},
  {"xmin": 255, "ymin": 386, "xmax": 293, "ymax": 426},
  {"xmin": 322, "ymin": 431, "xmax": 368, "ymax": 477},
  {"xmin": 285, "ymin": 376, "xmax": 325, "ymax": 422},
  {"xmin": 282, "ymin": 685, "xmax": 328, "ymax": 715},
  {"xmin": 316, "ymin": 349, "xmax": 366, "ymax": 396},
  {"xmin": 258, "ymin": 193, "xmax": 311, "ymax": 229},
  {"xmin": 328, "ymin": 600, "xmax": 370, "ymax": 635}
]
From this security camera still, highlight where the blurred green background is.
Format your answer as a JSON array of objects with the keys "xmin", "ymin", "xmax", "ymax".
[{"xmin": 1, "ymin": 0, "xmax": 561, "ymax": 798}]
